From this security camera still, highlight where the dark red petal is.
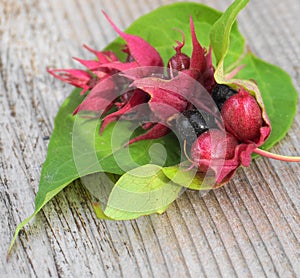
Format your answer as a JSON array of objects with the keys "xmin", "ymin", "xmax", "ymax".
[
  {"xmin": 147, "ymin": 88, "xmax": 188, "ymax": 121},
  {"xmin": 126, "ymin": 123, "xmax": 169, "ymax": 145},
  {"xmin": 47, "ymin": 68, "xmax": 91, "ymax": 83},
  {"xmin": 189, "ymin": 17, "xmax": 206, "ymax": 73},
  {"xmin": 47, "ymin": 68, "xmax": 92, "ymax": 94},
  {"xmin": 216, "ymin": 143, "xmax": 255, "ymax": 184},
  {"xmin": 197, "ymin": 141, "xmax": 257, "ymax": 185},
  {"xmin": 127, "ymin": 77, "xmax": 189, "ymax": 122},
  {"xmin": 102, "ymin": 11, "xmax": 164, "ymax": 67},
  {"xmin": 100, "ymin": 89, "xmax": 148, "ymax": 132},
  {"xmin": 142, "ymin": 122, "xmax": 154, "ymax": 130},
  {"xmin": 73, "ymin": 57, "xmax": 102, "ymax": 71},
  {"xmin": 98, "ymin": 61, "xmax": 139, "ymax": 72},
  {"xmin": 75, "ymin": 56, "xmax": 140, "ymax": 73},
  {"xmin": 73, "ymin": 76, "xmax": 119, "ymax": 115},
  {"xmin": 131, "ymin": 74, "xmax": 219, "ymax": 117},
  {"xmin": 131, "ymin": 74, "xmax": 194, "ymax": 100},
  {"xmin": 91, "ymin": 71, "xmax": 112, "ymax": 80},
  {"xmin": 256, "ymin": 126, "xmax": 271, "ymax": 147},
  {"xmin": 120, "ymin": 67, "xmax": 166, "ymax": 80},
  {"xmin": 83, "ymin": 44, "xmax": 119, "ymax": 63}
]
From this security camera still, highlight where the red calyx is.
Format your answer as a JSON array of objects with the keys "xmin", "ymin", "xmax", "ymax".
[
  {"xmin": 221, "ymin": 89, "xmax": 263, "ymax": 142},
  {"xmin": 191, "ymin": 129, "xmax": 239, "ymax": 173},
  {"xmin": 167, "ymin": 31, "xmax": 190, "ymax": 72}
]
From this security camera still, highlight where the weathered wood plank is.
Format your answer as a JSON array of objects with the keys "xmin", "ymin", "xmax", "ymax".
[{"xmin": 1, "ymin": 0, "xmax": 300, "ymax": 277}]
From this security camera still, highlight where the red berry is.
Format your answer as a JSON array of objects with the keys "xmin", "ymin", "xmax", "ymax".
[
  {"xmin": 191, "ymin": 129, "xmax": 239, "ymax": 172},
  {"xmin": 168, "ymin": 52, "xmax": 190, "ymax": 71},
  {"xmin": 221, "ymin": 89, "xmax": 263, "ymax": 142}
]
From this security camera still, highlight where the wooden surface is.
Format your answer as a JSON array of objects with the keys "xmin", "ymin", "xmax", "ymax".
[{"xmin": 1, "ymin": 0, "xmax": 300, "ymax": 277}]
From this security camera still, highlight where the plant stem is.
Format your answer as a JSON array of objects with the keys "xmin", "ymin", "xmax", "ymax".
[{"xmin": 254, "ymin": 148, "xmax": 300, "ymax": 162}]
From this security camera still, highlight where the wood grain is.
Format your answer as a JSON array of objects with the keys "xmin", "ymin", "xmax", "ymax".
[{"xmin": 1, "ymin": 0, "xmax": 300, "ymax": 277}]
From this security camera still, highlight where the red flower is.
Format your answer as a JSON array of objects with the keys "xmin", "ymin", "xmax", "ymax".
[
  {"xmin": 48, "ymin": 12, "xmax": 273, "ymax": 186},
  {"xmin": 48, "ymin": 13, "xmax": 216, "ymax": 144}
]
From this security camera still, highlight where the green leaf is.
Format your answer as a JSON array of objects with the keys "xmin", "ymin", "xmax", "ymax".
[
  {"xmin": 210, "ymin": 0, "xmax": 249, "ymax": 64},
  {"xmin": 162, "ymin": 165, "xmax": 214, "ymax": 190},
  {"xmin": 104, "ymin": 164, "xmax": 182, "ymax": 220}
]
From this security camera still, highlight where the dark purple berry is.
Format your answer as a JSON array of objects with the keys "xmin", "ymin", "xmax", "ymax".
[
  {"xmin": 175, "ymin": 109, "xmax": 217, "ymax": 146},
  {"xmin": 212, "ymin": 84, "xmax": 238, "ymax": 110}
]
